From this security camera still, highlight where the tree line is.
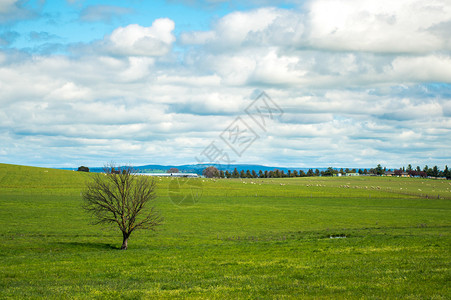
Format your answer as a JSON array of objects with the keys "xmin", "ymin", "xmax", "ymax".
[
  {"xmin": 390, "ymin": 164, "xmax": 450, "ymax": 179},
  {"xmin": 203, "ymin": 164, "xmax": 451, "ymax": 179}
]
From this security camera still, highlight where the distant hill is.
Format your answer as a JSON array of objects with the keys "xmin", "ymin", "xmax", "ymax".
[{"xmin": 64, "ymin": 164, "xmax": 329, "ymax": 175}]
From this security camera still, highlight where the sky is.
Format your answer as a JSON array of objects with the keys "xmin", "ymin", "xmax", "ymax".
[{"xmin": 0, "ymin": 0, "xmax": 450, "ymax": 169}]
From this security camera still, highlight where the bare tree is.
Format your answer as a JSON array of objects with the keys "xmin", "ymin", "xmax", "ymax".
[{"xmin": 82, "ymin": 164, "xmax": 163, "ymax": 250}]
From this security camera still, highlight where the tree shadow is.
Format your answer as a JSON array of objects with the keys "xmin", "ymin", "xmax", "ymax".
[{"xmin": 56, "ymin": 241, "xmax": 120, "ymax": 250}]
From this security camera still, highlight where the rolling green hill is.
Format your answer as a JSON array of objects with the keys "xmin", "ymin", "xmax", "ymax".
[
  {"xmin": 0, "ymin": 163, "xmax": 89, "ymax": 192},
  {"xmin": 0, "ymin": 163, "xmax": 450, "ymax": 298}
]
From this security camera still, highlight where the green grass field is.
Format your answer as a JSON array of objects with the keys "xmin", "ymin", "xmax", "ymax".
[{"xmin": 0, "ymin": 163, "xmax": 450, "ymax": 299}]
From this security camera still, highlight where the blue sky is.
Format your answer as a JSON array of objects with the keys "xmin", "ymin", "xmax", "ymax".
[
  {"xmin": 4, "ymin": 0, "xmax": 224, "ymax": 50},
  {"xmin": 0, "ymin": 0, "xmax": 450, "ymax": 168}
]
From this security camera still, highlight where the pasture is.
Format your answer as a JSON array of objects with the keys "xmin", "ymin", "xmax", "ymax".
[{"xmin": 0, "ymin": 163, "xmax": 450, "ymax": 298}]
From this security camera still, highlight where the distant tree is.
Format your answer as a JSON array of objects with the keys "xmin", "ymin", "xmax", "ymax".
[
  {"xmin": 258, "ymin": 170, "xmax": 263, "ymax": 178},
  {"xmin": 416, "ymin": 166, "xmax": 421, "ymax": 172},
  {"xmin": 292, "ymin": 170, "xmax": 298, "ymax": 177},
  {"xmin": 345, "ymin": 168, "xmax": 350, "ymax": 174},
  {"xmin": 203, "ymin": 166, "xmax": 219, "ymax": 178},
  {"xmin": 375, "ymin": 164, "xmax": 384, "ymax": 175},
  {"xmin": 225, "ymin": 170, "xmax": 231, "ymax": 178},
  {"xmin": 167, "ymin": 168, "xmax": 179, "ymax": 174},
  {"xmin": 407, "ymin": 164, "xmax": 412, "ymax": 172},
  {"xmin": 315, "ymin": 169, "xmax": 320, "ymax": 176},
  {"xmin": 264, "ymin": 170, "xmax": 268, "ymax": 178},
  {"xmin": 232, "ymin": 168, "xmax": 239, "ymax": 178},
  {"xmin": 246, "ymin": 170, "xmax": 252, "ymax": 178},
  {"xmin": 306, "ymin": 169, "xmax": 314, "ymax": 177},
  {"xmin": 240, "ymin": 170, "xmax": 245, "ymax": 178},
  {"xmin": 432, "ymin": 166, "xmax": 439, "ymax": 177},
  {"xmin": 287, "ymin": 170, "xmax": 291, "ymax": 177},
  {"xmin": 298, "ymin": 170, "xmax": 306, "ymax": 177},
  {"xmin": 252, "ymin": 170, "xmax": 257, "ymax": 178},
  {"xmin": 394, "ymin": 169, "xmax": 403, "ymax": 176},
  {"xmin": 339, "ymin": 168, "xmax": 344, "ymax": 175},
  {"xmin": 77, "ymin": 166, "xmax": 90, "ymax": 172},
  {"xmin": 219, "ymin": 170, "xmax": 225, "ymax": 178},
  {"xmin": 82, "ymin": 165, "xmax": 162, "ymax": 250},
  {"xmin": 358, "ymin": 169, "xmax": 363, "ymax": 174},
  {"xmin": 444, "ymin": 165, "xmax": 450, "ymax": 179},
  {"xmin": 281, "ymin": 170, "xmax": 286, "ymax": 178},
  {"xmin": 363, "ymin": 169, "xmax": 368, "ymax": 175},
  {"xmin": 269, "ymin": 171, "xmax": 274, "ymax": 178},
  {"xmin": 323, "ymin": 167, "xmax": 336, "ymax": 177},
  {"xmin": 409, "ymin": 169, "xmax": 427, "ymax": 178}
]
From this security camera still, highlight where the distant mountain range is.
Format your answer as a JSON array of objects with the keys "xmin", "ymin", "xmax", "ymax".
[{"xmin": 63, "ymin": 164, "xmax": 330, "ymax": 175}]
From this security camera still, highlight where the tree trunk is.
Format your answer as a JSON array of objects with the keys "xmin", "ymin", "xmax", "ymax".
[{"xmin": 121, "ymin": 232, "xmax": 129, "ymax": 250}]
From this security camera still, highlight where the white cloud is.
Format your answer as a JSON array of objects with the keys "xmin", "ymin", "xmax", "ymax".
[
  {"xmin": 180, "ymin": 4, "xmax": 451, "ymax": 88},
  {"xmin": 156, "ymin": 74, "xmax": 221, "ymax": 87},
  {"xmin": 180, "ymin": 7, "xmax": 303, "ymax": 49},
  {"xmin": 388, "ymin": 55, "xmax": 451, "ymax": 83},
  {"xmin": 214, "ymin": 8, "xmax": 280, "ymax": 46},
  {"xmin": 249, "ymin": 49, "xmax": 307, "ymax": 85},
  {"xmin": 181, "ymin": 1, "xmax": 451, "ymax": 54},
  {"xmin": 45, "ymin": 82, "xmax": 92, "ymax": 101},
  {"xmin": 118, "ymin": 57, "xmax": 155, "ymax": 82},
  {"xmin": 102, "ymin": 19, "xmax": 175, "ymax": 57},
  {"xmin": 306, "ymin": 0, "xmax": 451, "ymax": 53}
]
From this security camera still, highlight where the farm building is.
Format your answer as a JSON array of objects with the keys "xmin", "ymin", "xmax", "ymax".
[{"xmin": 384, "ymin": 171, "xmax": 410, "ymax": 177}]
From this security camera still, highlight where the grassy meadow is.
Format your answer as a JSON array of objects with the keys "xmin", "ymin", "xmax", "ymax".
[{"xmin": 0, "ymin": 163, "xmax": 450, "ymax": 298}]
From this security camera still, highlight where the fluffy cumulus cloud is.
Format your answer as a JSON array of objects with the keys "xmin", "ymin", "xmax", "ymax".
[
  {"xmin": 181, "ymin": 7, "xmax": 304, "ymax": 48},
  {"xmin": 306, "ymin": 0, "xmax": 451, "ymax": 53},
  {"xmin": 182, "ymin": 3, "xmax": 451, "ymax": 86},
  {"xmin": 100, "ymin": 19, "xmax": 176, "ymax": 57},
  {"xmin": 0, "ymin": 0, "xmax": 450, "ymax": 168}
]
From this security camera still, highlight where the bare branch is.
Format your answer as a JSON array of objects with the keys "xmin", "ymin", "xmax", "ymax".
[{"xmin": 81, "ymin": 163, "xmax": 163, "ymax": 249}]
